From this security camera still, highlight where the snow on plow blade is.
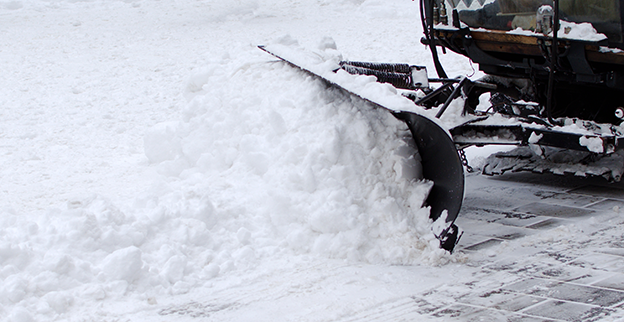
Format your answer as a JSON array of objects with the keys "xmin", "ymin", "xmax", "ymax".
[{"xmin": 258, "ymin": 45, "xmax": 465, "ymax": 252}]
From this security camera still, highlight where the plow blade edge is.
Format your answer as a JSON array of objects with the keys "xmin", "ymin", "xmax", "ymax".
[{"xmin": 394, "ymin": 111, "xmax": 464, "ymax": 228}]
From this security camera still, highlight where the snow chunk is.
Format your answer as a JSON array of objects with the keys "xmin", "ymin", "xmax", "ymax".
[
  {"xmin": 600, "ymin": 46, "xmax": 624, "ymax": 54},
  {"xmin": 506, "ymin": 27, "xmax": 536, "ymax": 36},
  {"xmin": 101, "ymin": 246, "xmax": 144, "ymax": 282},
  {"xmin": 1, "ymin": 1, "xmax": 23, "ymax": 10},
  {"xmin": 558, "ymin": 20, "xmax": 607, "ymax": 42},
  {"xmin": 528, "ymin": 132, "xmax": 543, "ymax": 144},
  {"xmin": 579, "ymin": 135, "xmax": 604, "ymax": 153},
  {"xmin": 161, "ymin": 255, "xmax": 187, "ymax": 284},
  {"xmin": 144, "ymin": 122, "xmax": 182, "ymax": 163},
  {"xmin": 7, "ymin": 307, "xmax": 34, "ymax": 322},
  {"xmin": 236, "ymin": 227, "xmax": 252, "ymax": 245},
  {"xmin": 507, "ymin": 20, "xmax": 607, "ymax": 42}
]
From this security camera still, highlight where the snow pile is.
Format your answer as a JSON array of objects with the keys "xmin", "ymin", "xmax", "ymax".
[
  {"xmin": 1, "ymin": 44, "xmax": 452, "ymax": 321},
  {"xmin": 0, "ymin": 0, "xmax": 475, "ymax": 319},
  {"xmin": 151, "ymin": 47, "xmax": 444, "ymax": 265}
]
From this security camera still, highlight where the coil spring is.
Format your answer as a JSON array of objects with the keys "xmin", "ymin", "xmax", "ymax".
[
  {"xmin": 340, "ymin": 61, "xmax": 412, "ymax": 74},
  {"xmin": 340, "ymin": 64, "xmax": 414, "ymax": 90}
]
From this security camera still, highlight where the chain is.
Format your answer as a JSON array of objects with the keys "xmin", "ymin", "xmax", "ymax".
[{"xmin": 459, "ymin": 148, "xmax": 474, "ymax": 173}]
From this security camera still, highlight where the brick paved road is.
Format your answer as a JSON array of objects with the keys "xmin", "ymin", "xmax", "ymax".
[{"xmin": 433, "ymin": 172, "xmax": 624, "ymax": 321}]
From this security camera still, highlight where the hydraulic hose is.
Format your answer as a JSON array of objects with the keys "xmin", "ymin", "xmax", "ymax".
[
  {"xmin": 546, "ymin": 0, "xmax": 560, "ymax": 125},
  {"xmin": 421, "ymin": 0, "xmax": 448, "ymax": 79}
]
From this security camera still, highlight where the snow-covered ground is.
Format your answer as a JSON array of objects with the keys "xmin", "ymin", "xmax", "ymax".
[{"xmin": 3, "ymin": 1, "xmax": 624, "ymax": 321}]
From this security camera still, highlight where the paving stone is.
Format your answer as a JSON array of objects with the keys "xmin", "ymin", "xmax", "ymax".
[
  {"xmin": 431, "ymin": 304, "xmax": 483, "ymax": 319},
  {"xmin": 456, "ymin": 234, "xmax": 491, "ymax": 251},
  {"xmin": 482, "ymin": 262, "xmax": 545, "ymax": 278},
  {"xmin": 453, "ymin": 174, "xmax": 624, "ymax": 322},
  {"xmin": 433, "ymin": 304, "xmax": 555, "ymax": 321},
  {"xmin": 586, "ymin": 198, "xmax": 624, "ymax": 212},
  {"xmin": 495, "ymin": 231, "xmax": 529, "ymax": 240},
  {"xmin": 565, "ymin": 274, "xmax": 606, "ymax": 285},
  {"xmin": 504, "ymin": 278, "xmax": 624, "ymax": 307},
  {"xmin": 454, "ymin": 305, "xmax": 555, "ymax": 322},
  {"xmin": 569, "ymin": 185, "xmax": 624, "ymax": 200},
  {"xmin": 525, "ymin": 218, "xmax": 566, "ymax": 230},
  {"xmin": 459, "ymin": 289, "xmax": 546, "ymax": 312},
  {"xmin": 480, "ymin": 226, "xmax": 531, "ymax": 240},
  {"xmin": 553, "ymin": 268, "xmax": 616, "ymax": 285},
  {"xmin": 536, "ymin": 251, "xmax": 578, "ymax": 264},
  {"xmin": 461, "ymin": 207, "xmax": 527, "ymax": 222},
  {"xmin": 461, "ymin": 207, "xmax": 546, "ymax": 228},
  {"xmin": 513, "ymin": 202, "xmax": 595, "ymax": 218},
  {"xmin": 535, "ymin": 266, "xmax": 586, "ymax": 281},
  {"xmin": 504, "ymin": 316, "xmax": 557, "ymax": 322},
  {"xmin": 457, "ymin": 218, "xmax": 532, "ymax": 241},
  {"xmin": 463, "ymin": 195, "xmax": 528, "ymax": 212},
  {"xmin": 521, "ymin": 300, "xmax": 614, "ymax": 321},
  {"xmin": 484, "ymin": 257, "xmax": 615, "ymax": 283},
  {"xmin": 551, "ymin": 283, "xmax": 624, "ymax": 307},
  {"xmin": 569, "ymin": 253, "xmax": 624, "ymax": 273},
  {"xmin": 502, "ymin": 278, "xmax": 552, "ymax": 292},
  {"xmin": 495, "ymin": 215, "xmax": 547, "ymax": 228},
  {"xmin": 534, "ymin": 191, "xmax": 603, "ymax": 208},
  {"xmin": 463, "ymin": 238, "xmax": 505, "ymax": 251},
  {"xmin": 591, "ymin": 273, "xmax": 624, "ymax": 291},
  {"xmin": 507, "ymin": 317, "xmax": 558, "ymax": 322},
  {"xmin": 410, "ymin": 296, "xmax": 447, "ymax": 315},
  {"xmin": 470, "ymin": 180, "xmax": 555, "ymax": 198},
  {"xmin": 598, "ymin": 248, "xmax": 624, "ymax": 257}
]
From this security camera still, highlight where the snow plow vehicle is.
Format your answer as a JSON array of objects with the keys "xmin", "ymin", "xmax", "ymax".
[{"xmin": 261, "ymin": 0, "xmax": 624, "ymax": 252}]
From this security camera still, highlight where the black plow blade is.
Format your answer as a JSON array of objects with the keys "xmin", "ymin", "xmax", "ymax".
[{"xmin": 394, "ymin": 111, "xmax": 464, "ymax": 252}]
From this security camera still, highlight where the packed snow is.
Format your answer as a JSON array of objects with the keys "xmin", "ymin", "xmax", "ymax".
[
  {"xmin": 3, "ymin": 1, "xmax": 624, "ymax": 321},
  {"xmin": 1, "ymin": 1, "xmax": 469, "ymax": 321}
]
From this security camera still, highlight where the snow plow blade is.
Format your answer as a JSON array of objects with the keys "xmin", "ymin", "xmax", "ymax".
[
  {"xmin": 395, "ymin": 111, "xmax": 464, "ymax": 224},
  {"xmin": 258, "ymin": 45, "xmax": 465, "ymax": 252},
  {"xmin": 394, "ymin": 111, "xmax": 464, "ymax": 251}
]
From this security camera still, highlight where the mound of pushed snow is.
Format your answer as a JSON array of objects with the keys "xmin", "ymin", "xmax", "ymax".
[
  {"xmin": 1, "ymin": 45, "xmax": 451, "ymax": 322},
  {"xmin": 145, "ymin": 45, "xmax": 444, "ymax": 265}
]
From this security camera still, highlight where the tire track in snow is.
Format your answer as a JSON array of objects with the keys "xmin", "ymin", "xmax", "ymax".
[{"xmin": 157, "ymin": 260, "xmax": 352, "ymax": 319}]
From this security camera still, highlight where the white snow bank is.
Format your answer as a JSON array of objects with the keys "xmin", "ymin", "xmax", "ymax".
[
  {"xmin": 147, "ymin": 46, "xmax": 445, "ymax": 266},
  {"xmin": 1, "ymin": 45, "xmax": 456, "ymax": 321}
]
